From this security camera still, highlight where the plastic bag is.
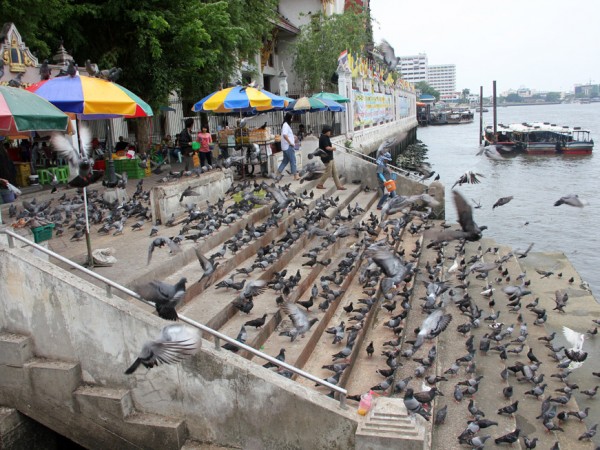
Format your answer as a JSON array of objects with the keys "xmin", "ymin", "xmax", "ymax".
[
  {"xmin": 192, "ymin": 153, "xmax": 200, "ymax": 167},
  {"xmin": 358, "ymin": 390, "xmax": 374, "ymax": 416}
]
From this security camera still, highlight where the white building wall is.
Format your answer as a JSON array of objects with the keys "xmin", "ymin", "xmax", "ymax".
[
  {"xmin": 398, "ymin": 54, "xmax": 428, "ymax": 84},
  {"xmin": 427, "ymin": 64, "xmax": 456, "ymax": 97}
]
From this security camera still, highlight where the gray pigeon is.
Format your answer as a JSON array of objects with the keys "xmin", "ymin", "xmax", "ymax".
[
  {"xmin": 366, "ymin": 245, "xmax": 412, "ymax": 295},
  {"xmin": 493, "ymin": 195, "xmax": 514, "ymax": 209},
  {"xmin": 124, "ymin": 324, "xmax": 201, "ymax": 374},
  {"xmin": 147, "ymin": 237, "xmax": 181, "ymax": 265},
  {"xmin": 279, "ymin": 302, "xmax": 318, "ymax": 342},
  {"xmin": 554, "ymin": 194, "xmax": 588, "ymax": 207},
  {"xmin": 196, "ymin": 249, "xmax": 219, "ymax": 285},
  {"xmin": 137, "ymin": 277, "xmax": 187, "ymax": 321}
]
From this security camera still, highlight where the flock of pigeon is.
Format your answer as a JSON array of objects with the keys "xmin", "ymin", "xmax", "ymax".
[{"xmin": 7, "ymin": 129, "xmax": 597, "ymax": 448}]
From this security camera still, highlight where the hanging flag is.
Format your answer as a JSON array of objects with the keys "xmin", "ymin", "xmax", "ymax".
[{"xmin": 338, "ymin": 50, "xmax": 348, "ymax": 70}]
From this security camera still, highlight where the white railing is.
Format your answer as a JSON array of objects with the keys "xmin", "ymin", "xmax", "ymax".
[{"xmin": 0, "ymin": 228, "xmax": 347, "ymax": 408}]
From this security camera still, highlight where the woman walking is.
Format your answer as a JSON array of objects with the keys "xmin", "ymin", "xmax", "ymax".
[
  {"xmin": 316, "ymin": 125, "xmax": 345, "ymax": 190},
  {"xmin": 277, "ymin": 113, "xmax": 298, "ymax": 180}
]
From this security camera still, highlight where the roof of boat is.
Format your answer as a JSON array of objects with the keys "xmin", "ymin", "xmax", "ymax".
[{"xmin": 487, "ymin": 123, "xmax": 591, "ymax": 134}]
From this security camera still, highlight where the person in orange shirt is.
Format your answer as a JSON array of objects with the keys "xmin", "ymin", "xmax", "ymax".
[{"xmin": 196, "ymin": 125, "xmax": 213, "ymax": 168}]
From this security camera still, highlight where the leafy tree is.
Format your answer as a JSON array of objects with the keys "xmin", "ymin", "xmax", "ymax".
[
  {"xmin": 415, "ymin": 82, "xmax": 440, "ymax": 101},
  {"xmin": 545, "ymin": 92, "xmax": 561, "ymax": 102},
  {"xmin": 293, "ymin": 9, "xmax": 371, "ymax": 92},
  {"xmin": 461, "ymin": 88, "xmax": 470, "ymax": 101},
  {"xmin": 505, "ymin": 93, "xmax": 522, "ymax": 102},
  {"xmin": 3, "ymin": 1, "xmax": 279, "ymax": 148}
]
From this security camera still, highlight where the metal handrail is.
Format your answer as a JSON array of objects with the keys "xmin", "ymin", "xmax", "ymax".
[
  {"xmin": 0, "ymin": 228, "xmax": 347, "ymax": 408},
  {"xmin": 333, "ymin": 142, "xmax": 418, "ymax": 179}
]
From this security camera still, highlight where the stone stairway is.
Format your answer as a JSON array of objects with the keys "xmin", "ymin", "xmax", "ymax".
[{"xmin": 0, "ymin": 331, "xmax": 189, "ymax": 449}]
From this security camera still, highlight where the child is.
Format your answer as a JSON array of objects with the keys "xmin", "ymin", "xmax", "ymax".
[{"xmin": 376, "ymin": 152, "xmax": 396, "ymax": 210}]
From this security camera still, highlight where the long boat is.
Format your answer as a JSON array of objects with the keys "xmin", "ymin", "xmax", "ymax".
[{"xmin": 483, "ymin": 122, "xmax": 593, "ymax": 155}]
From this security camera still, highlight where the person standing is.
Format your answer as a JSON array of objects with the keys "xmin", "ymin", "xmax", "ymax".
[
  {"xmin": 179, "ymin": 118, "xmax": 194, "ymax": 171},
  {"xmin": 277, "ymin": 113, "xmax": 298, "ymax": 180},
  {"xmin": 376, "ymin": 151, "xmax": 396, "ymax": 210},
  {"xmin": 196, "ymin": 125, "xmax": 213, "ymax": 168},
  {"xmin": 316, "ymin": 125, "xmax": 345, "ymax": 190}
]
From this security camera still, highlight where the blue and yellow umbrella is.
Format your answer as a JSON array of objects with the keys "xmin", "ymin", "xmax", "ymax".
[{"xmin": 193, "ymin": 86, "xmax": 288, "ymax": 113}]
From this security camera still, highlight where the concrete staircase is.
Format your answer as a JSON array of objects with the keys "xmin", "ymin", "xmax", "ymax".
[
  {"xmin": 2, "ymin": 170, "xmax": 598, "ymax": 449},
  {"xmin": 0, "ymin": 332, "xmax": 189, "ymax": 449}
]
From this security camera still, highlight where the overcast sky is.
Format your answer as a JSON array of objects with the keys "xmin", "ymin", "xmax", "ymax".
[{"xmin": 370, "ymin": 0, "xmax": 600, "ymax": 94}]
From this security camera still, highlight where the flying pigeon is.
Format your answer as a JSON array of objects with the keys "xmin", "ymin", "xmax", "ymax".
[
  {"xmin": 554, "ymin": 194, "xmax": 588, "ymax": 207},
  {"xmin": 137, "ymin": 277, "xmax": 187, "ymax": 321},
  {"xmin": 124, "ymin": 324, "xmax": 201, "ymax": 374},
  {"xmin": 493, "ymin": 196, "xmax": 514, "ymax": 209}
]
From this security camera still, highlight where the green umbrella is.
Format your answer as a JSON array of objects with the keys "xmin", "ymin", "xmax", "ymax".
[
  {"xmin": 312, "ymin": 92, "xmax": 350, "ymax": 103},
  {"xmin": 0, "ymin": 85, "xmax": 70, "ymax": 135}
]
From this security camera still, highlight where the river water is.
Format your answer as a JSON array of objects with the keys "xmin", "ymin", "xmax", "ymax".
[{"xmin": 416, "ymin": 103, "xmax": 600, "ymax": 295}]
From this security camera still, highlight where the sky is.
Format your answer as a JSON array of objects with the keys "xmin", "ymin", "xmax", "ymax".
[{"xmin": 369, "ymin": 0, "xmax": 600, "ymax": 94}]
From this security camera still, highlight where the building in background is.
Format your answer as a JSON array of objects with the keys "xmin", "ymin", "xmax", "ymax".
[
  {"xmin": 397, "ymin": 53, "xmax": 428, "ymax": 84},
  {"xmin": 428, "ymin": 64, "xmax": 456, "ymax": 100}
]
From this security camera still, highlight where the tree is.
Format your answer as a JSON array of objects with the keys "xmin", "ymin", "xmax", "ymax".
[
  {"xmin": 414, "ymin": 82, "xmax": 440, "ymax": 101},
  {"xmin": 505, "ymin": 93, "xmax": 522, "ymax": 103},
  {"xmin": 293, "ymin": 9, "xmax": 371, "ymax": 92},
  {"xmin": 3, "ymin": 0, "xmax": 279, "ymax": 149},
  {"xmin": 462, "ymin": 88, "xmax": 470, "ymax": 101},
  {"xmin": 545, "ymin": 92, "xmax": 561, "ymax": 102}
]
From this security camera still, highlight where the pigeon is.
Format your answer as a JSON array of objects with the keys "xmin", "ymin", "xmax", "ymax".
[
  {"xmin": 554, "ymin": 194, "xmax": 588, "ymax": 207},
  {"xmin": 179, "ymin": 186, "xmax": 201, "ymax": 203},
  {"xmin": 434, "ymin": 404, "xmax": 447, "ymax": 425},
  {"xmin": 263, "ymin": 348, "xmax": 286, "ymax": 369},
  {"xmin": 50, "ymin": 126, "xmax": 101, "ymax": 188},
  {"xmin": 85, "ymin": 59, "xmax": 99, "ymax": 77},
  {"xmin": 137, "ymin": 277, "xmax": 187, "ymax": 321},
  {"xmin": 147, "ymin": 237, "xmax": 181, "ymax": 265},
  {"xmin": 124, "ymin": 324, "xmax": 201, "ymax": 374},
  {"xmin": 365, "ymin": 244, "xmax": 412, "ymax": 295},
  {"xmin": 493, "ymin": 196, "xmax": 513, "ymax": 209},
  {"xmin": 378, "ymin": 39, "xmax": 400, "ymax": 70},
  {"xmin": 196, "ymin": 249, "xmax": 219, "ymax": 286},
  {"xmin": 494, "ymin": 429, "xmax": 520, "ymax": 445},
  {"xmin": 39, "ymin": 59, "xmax": 51, "ymax": 80},
  {"xmin": 427, "ymin": 191, "xmax": 487, "ymax": 246},
  {"xmin": 244, "ymin": 313, "xmax": 267, "ymax": 329},
  {"xmin": 452, "ymin": 171, "xmax": 484, "ymax": 188},
  {"xmin": 497, "ymin": 401, "xmax": 518, "ymax": 415},
  {"xmin": 413, "ymin": 306, "xmax": 452, "ymax": 350},
  {"xmin": 279, "ymin": 302, "xmax": 318, "ymax": 342}
]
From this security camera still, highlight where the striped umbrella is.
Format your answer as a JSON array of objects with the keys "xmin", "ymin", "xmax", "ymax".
[
  {"xmin": 312, "ymin": 92, "xmax": 350, "ymax": 103},
  {"xmin": 27, "ymin": 75, "xmax": 153, "ymax": 119},
  {"xmin": 286, "ymin": 96, "xmax": 345, "ymax": 113},
  {"xmin": 0, "ymin": 85, "xmax": 70, "ymax": 135},
  {"xmin": 193, "ymin": 86, "xmax": 287, "ymax": 113}
]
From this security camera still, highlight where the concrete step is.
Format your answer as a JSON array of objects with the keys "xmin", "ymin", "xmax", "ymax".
[
  {"xmin": 124, "ymin": 412, "xmax": 187, "ymax": 449},
  {"xmin": 74, "ymin": 385, "xmax": 134, "ymax": 421},
  {"xmin": 0, "ymin": 332, "xmax": 34, "ymax": 367},
  {"xmin": 179, "ymin": 185, "xmax": 366, "ymax": 333},
  {"xmin": 355, "ymin": 397, "xmax": 427, "ymax": 450}
]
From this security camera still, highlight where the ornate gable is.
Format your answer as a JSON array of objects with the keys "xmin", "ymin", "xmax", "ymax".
[{"xmin": 1, "ymin": 23, "xmax": 38, "ymax": 73}]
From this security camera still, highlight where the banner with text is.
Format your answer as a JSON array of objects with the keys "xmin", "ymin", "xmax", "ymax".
[{"xmin": 353, "ymin": 91, "xmax": 394, "ymax": 128}]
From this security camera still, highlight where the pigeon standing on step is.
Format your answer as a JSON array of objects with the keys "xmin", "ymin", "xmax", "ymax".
[{"xmin": 124, "ymin": 324, "xmax": 201, "ymax": 374}]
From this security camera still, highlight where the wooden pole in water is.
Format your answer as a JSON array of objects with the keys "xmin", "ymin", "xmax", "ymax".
[
  {"xmin": 492, "ymin": 80, "xmax": 497, "ymax": 142},
  {"xmin": 479, "ymin": 86, "xmax": 483, "ymax": 145}
]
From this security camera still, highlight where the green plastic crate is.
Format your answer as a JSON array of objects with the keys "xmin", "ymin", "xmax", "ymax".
[{"xmin": 32, "ymin": 223, "xmax": 55, "ymax": 243}]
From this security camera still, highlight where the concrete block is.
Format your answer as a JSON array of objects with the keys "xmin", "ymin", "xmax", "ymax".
[
  {"xmin": 0, "ymin": 365, "xmax": 26, "ymax": 393},
  {"xmin": 74, "ymin": 385, "xmax": 133, "ymax": 421},
  {"xmin": 26, "ymin": 359, "xmax": 81, "ymax": 413},
  {"xmin": 123, "ymin": 412, "xmax": 187, "ymax": 449},
  {"xmin": 0, "ymin": 333, "xmax": 33, "ymax": 366}
]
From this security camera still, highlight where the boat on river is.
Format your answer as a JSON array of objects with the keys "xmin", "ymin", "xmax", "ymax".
[
  {"xmin": 429, "ymin": 108, "xmax": 474, "ymax": 125},
  {"xmin": 483, "ymin": 122, "xmax": 593, "ymax": 155}
]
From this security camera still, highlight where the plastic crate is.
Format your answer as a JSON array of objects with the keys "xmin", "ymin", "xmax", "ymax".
[
  {"xmin": 32, "ymin": 223, "xmax": 55, "ymax": 243},
  {"xmin": 125, "ymin": 167, "xmax": 146, "ymax": 179}
]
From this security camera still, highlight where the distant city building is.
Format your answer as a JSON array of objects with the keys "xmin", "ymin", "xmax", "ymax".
[
  {"xmin": 397, "ymin": 53, "xmax": 457, "ymax": 100},
  {"xmin": 427, "ymin": 64, "xmax": 456, "ymax": 99},
  {"xmin": 398, "ymin": 53, "xmax": 428, "ymax": 83},
  {"xmin": 574, "ymin": 84, "xmax": 599, "ymax": 97}
]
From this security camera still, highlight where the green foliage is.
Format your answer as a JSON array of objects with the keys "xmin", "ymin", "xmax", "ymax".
[
  {"xmin": 504, "ymin": 93, "xmax": 522, "ymax": 102},
  {"xmin": 545, "ymin": 92, "xmax": 561, "ymax": 102},
  {"xmin": 293, "ymin": 10, "xmax": 371, "ymax": 92},
  {"xmin": 414, "ymin": 81, "xmax": 440, "ymax": 101},
  {"xmin": 5, "ymin": 0, "xmax": 278, "ymax": 107}
]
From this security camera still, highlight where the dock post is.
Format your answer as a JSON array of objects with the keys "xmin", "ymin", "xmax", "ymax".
[
  {"xmin": 479, "ymin": 86, "xmax": 483, "ymax": 145},
  {"xmin": 492, "ymin": 80, "xmax": 497, "ymax": 142}
]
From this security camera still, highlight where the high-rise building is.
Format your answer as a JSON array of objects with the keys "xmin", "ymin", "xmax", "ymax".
[
  {"xmin": 427, "ymin": 64, "xmax": 456, "ymax": 99},
  {"xmin": 397, "ymin": 54, "xmax": 428, "ymax": 84}
]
